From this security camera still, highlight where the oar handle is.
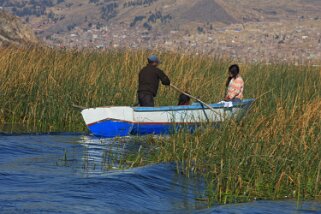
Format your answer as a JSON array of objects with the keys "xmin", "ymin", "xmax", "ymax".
[{"xmin": 170, "ymin": 84, "xmax": 216, "ymax": 112}]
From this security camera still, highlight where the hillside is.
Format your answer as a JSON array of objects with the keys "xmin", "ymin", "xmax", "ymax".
[
  {"xmin": 0, "ymin": 10, "xmax": 38, "ymax": 46},
  {"xmin": 0, "ymin": 1, "xmax": 320, "ymax": 63},
  {"xmin": 0, "ymin": 0, "xmax": 320, "ymax": 36}
]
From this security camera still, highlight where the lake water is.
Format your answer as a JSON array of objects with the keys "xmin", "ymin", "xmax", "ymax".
[{"xmin": 0, "ymin": 134, "xmax": 320, "ymax": 214}]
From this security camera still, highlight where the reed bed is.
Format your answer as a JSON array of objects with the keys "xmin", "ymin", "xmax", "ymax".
[
  {"xmin": 0, "ymin": 46, "xmax": 230, "ymax": 132},
  {"xmin": 0, "ymin": 46, "xmax": 320, "ymax": 204}
]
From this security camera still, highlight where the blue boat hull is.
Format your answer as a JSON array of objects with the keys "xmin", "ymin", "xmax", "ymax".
[
  {"xmin": 88, "ymin": 121, "xmax": 199, "ymax": 138},
  {"xmin": 88, "ymin": 120, "xmax": 133, "ymax": 138}
]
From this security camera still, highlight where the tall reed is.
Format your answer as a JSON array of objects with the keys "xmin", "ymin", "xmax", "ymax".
[{"xmin": 0, "ymin": 46, "xmax": 231, "ymax": 132}]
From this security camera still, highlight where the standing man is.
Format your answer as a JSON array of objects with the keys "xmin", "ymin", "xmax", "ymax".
[{"xmin": 137, "ymin": 55, "xmax": 171, "ymax": 107}]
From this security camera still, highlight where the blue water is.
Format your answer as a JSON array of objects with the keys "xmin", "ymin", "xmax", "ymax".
[{"xmin": 0, "ymin": 134, "xmax": 320, "ymax": 214}]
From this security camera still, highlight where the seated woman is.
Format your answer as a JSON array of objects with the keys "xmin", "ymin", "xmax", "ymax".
[
  {"xmin": 224, "ymin": 64, "xmax": 244, "ymax": 102},
  {"xmin": 178, "ymin": 93, "xmax": 191, "ymax": 105}
]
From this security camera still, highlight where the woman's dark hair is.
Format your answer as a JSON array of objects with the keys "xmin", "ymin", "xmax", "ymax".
[
  {"xmin": 226, "ymin": 64, "xmax": 240, "ymax": 87},
  {"xmin": 178, "ymin": 93, "xmax": 191, "ymax": 105}
]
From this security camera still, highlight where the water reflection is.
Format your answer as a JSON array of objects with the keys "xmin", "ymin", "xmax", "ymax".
[{"xmin": 78, "ymin": 136, "xmax": 144, "ymax": 175}]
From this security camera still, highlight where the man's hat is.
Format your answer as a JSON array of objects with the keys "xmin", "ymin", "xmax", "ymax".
[{"xmin": 148, "ymin": 55, "xmax": 160, "ymax": 63}]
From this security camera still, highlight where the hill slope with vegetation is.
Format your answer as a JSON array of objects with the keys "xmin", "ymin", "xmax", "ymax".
[
  {"xmin": 0, "ymin": 0, "xmax": 320, "ymax": 35},
  {"xmin": 0, "ymin": 10, "xmax": 38, "ymax": 46}
]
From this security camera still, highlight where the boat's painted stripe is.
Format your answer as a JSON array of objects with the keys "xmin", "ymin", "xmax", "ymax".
[
  {"xmin": 87, "ymin": 118, "xmax": 210, "ymax": 127},
  {"xmin": 134, "ymin": 104, "xmax": 233, "ymax": 112}
]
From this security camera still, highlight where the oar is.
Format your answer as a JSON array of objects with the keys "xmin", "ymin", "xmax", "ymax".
[
  {"xmin": 72, "ymin": 104, "xmax": 87, "ymax": 110},
  {"xmin": 170, "ymin": 84, "xmax": 217, "ymax": 113}
]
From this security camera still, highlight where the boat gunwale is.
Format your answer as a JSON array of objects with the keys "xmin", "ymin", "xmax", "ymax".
[
  {"xmin": 133, "ymin": 99, "xmax": 255, "ymax": 112},
  {"xmin": 82, "ymin": 99, "xmax": 255, "ymax": 112}
]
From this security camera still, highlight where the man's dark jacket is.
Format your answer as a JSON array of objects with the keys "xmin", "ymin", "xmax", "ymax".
[{"xmin": 138, "ymin": 64, "xmax": 170, "ymax": 97}]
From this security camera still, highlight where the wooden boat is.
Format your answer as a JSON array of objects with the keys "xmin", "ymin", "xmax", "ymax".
[{"xmin": 81, "ymin": 99, "xmax": 255, "ymax": 138}]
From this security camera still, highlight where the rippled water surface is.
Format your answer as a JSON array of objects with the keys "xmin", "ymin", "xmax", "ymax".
[{"xmin": 0, "ymin": 134, "xmax": 320, "ymax": 214}]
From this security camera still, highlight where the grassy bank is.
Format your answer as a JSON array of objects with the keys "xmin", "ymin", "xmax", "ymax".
[{"xmin": 0, "ymin": 46, "xmax": 320, "ymax": 204}]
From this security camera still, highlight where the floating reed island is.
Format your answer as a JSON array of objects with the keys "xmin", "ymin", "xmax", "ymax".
[{"xmin": 0, "ymin": 46, "xmax": 320, "ymax": 204}]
